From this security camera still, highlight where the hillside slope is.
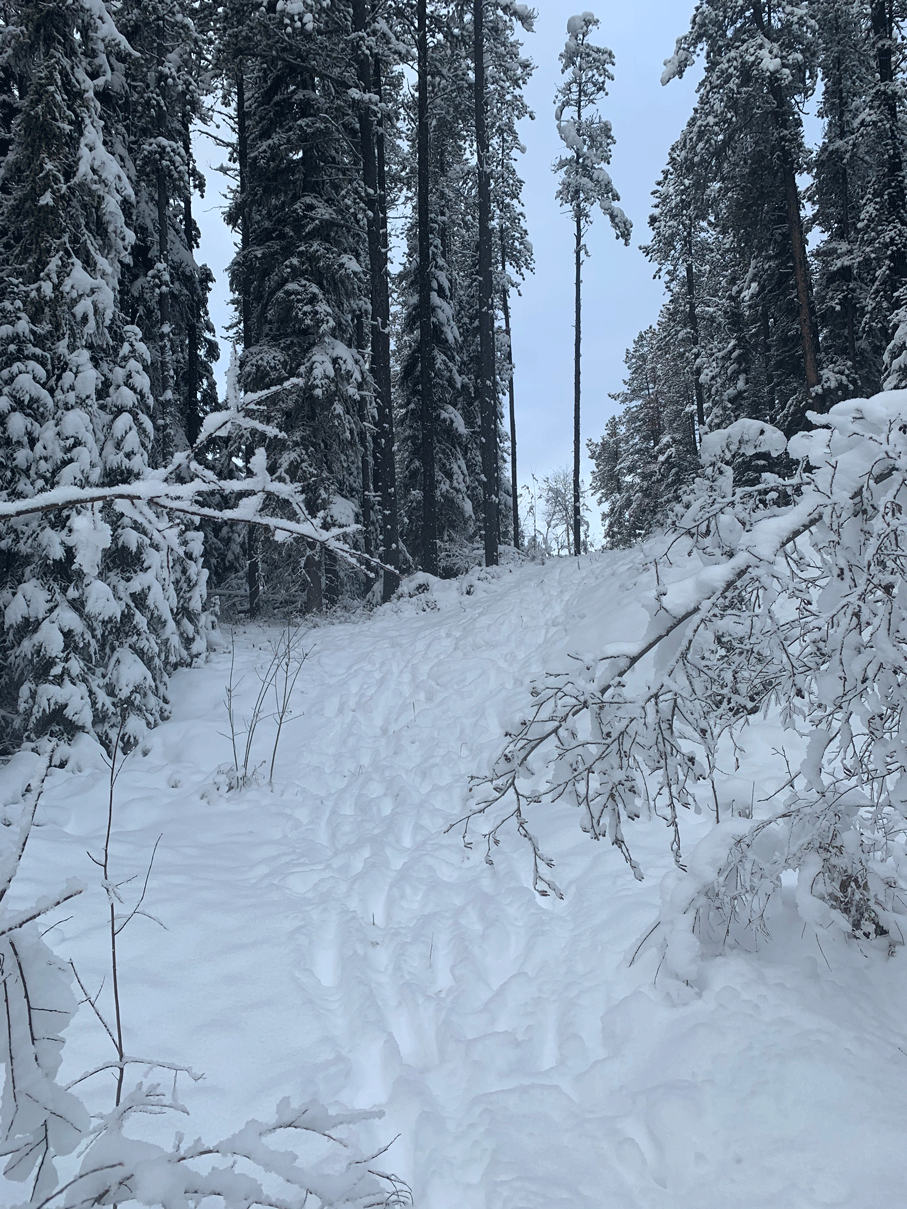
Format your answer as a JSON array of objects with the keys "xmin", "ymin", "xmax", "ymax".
[{"xmin": 10, "ymin": 552, "xmax": 907, "ymax": 1208}]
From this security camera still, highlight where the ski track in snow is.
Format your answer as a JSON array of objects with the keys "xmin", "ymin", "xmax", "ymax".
[{"xmin": 11, "ymin": 553, "xmax": 907, "ymax": 1208}]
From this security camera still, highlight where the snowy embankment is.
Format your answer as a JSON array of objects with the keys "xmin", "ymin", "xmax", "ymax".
[{"xmin": 9, "ymin": 552, "xmax": 907, "ymax": 1208}]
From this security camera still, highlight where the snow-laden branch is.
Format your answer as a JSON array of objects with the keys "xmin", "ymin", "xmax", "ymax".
[
  {"xmin": 0, "ymin": 400, "xmax": 392, "ymax": 575},
  {"xmin": 459, "ymin": 393, "xmax": 907, "ymax": 947}
]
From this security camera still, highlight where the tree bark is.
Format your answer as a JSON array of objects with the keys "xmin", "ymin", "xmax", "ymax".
[
  {"xmin": 354, "ymin": 311, "xmax": 373, "ymax": 559},
  {"xmin": 573, "ymin": 210, "xmax": 582, "ymax": 556},
  {"xmin": 182, "ymin": 125, "xmax": 201, "ymax": 447},
  {"xmin": 501, "ymin": 230, "xmax": 519, "ymax": 549},
  {"xmin": 751, "ymin": 2, "xmax": 821, "ymax": 403},
  {"xmin": 684, "ymin": 253, "xmax": 706, "ymax": 439},
  {"xmin": 373, "ymin": 54, "xmax": 400, "ymax": 597},
  {"xmin": 417, "ymin": 0, "xmax": 439, "ymax": 575},
  {"xmin": 871, "ymin": 0, "xmax": 907, "ymax": 286},
  {"xmin": 154, "ymin": 28, "xmax": 174, "ymax": 463},
  {"xmin": 236, "ymin": 66, "xmax": 260, "ymax": 618},
  {"xmin": 474, "ymin": 0, "xmax": 499, "ymax": 566},
  {"xmin": 352, "ymin": 0, "xmax": 399, "ymax": 597}
]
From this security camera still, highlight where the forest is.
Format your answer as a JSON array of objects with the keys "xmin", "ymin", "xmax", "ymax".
[{"xmin": 4, "ymin": 0, "xmax": 907, "ymax": 1206}]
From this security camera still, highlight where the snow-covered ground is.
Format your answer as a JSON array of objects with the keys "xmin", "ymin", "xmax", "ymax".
[{"xmin": 9, "ymin": 552, "xmax": 907, "ymax": 1208}]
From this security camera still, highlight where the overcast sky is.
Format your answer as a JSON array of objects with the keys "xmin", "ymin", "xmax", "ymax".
[{"xmin": 194, "ymin": 1, "xmax": 700, "ymax": 516}]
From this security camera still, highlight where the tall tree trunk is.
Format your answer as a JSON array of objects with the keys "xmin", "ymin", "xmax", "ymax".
[
  {"xmin": 752, "ymin": 2, "xmax": 821, "ymax": 403},
  {"xmin": 571, "ymin": 72, "xmax": 586, "ymax": 558},
  {"xmin": 305, "ymin": 546, "xmax": 323, "ymax": 614},
  {"xmin": 780, "ymin": 153, "xmax": 821, "ymax": 394},
  {"xmin": 374, "ymin": 56, "xmax": 400, "ymax": 597},
  {"xmin": 761, "ymin": 302, "xmax": 778, "ymax": 417},
  {"xmin": 236, "ymin": 65, "xmax": 260, "ymax": 618},
  {"xmin": 831, "ymin": 50, "xmax": 858, "ymax": 375},
  {"xmin": 501, "ymin": 231, "xmax": 519, "ymax": 549},
  {"xmin": 417, "ymin": 0, "xmax": 439, "ymax": 576},
  {"xmin": 155, "ymin": 36, "xmax": 174, "ymax": 463},
  {"xmin": 182, "ymin": 125, "xmax": 201, "ymax": 447},
  {"xmin": 474, "ymin": 0, "xmax": 498, "ymax": 566},
  {"xmin": 871, "ymin": 0, "xmax": 907, "ymax": 286},
  {"xmin": 684, "ymin": 226, "xmax": 706, "ymax": 440},
  {"xmin": 353, "ymin": 0, "xmax": 399, "ymax": 597},
  {"xmin": 354, "ymin": 311, "xmax": 373, "ymax": 560},
  {"xmin": 573, "ymin": 209, "xmax": 582, "ymax": 557}
]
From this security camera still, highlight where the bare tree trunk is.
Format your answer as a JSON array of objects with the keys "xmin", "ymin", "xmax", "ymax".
[
  {"xmin": 353, "ymin": 0, "xmax": 399, "ymax": 597},
  {"xmin": 373, "ymin": 54, "xmax": 400, "ymax": 598},
  {"xmin": 871, "ymin": 0, "xmax": 907, "ymax": 286},
  {"xmin": 417, "ymin": 0, "xmax": 439, "ymax": 575},
  {"xmin": 684, "ymin": 253, "xmax": 706, "ymax": 440},
  {"xmin": 751, "ymin": 2, "xmax": 821, "ymax": 405},
  {"xmin": 236, "ymin": 66, "xmax": 260, "ymax": 618},
  {"xmin": 573, "ymin": 209, "xmax": 582, "ymax": 557},
  {"xmin": 182, "ymin": 124, "xmax": 201, "ymax": 447},
  {"xmin": 304, "ymin": 546, "xmax": 323, "ymax": 614},
  {"xmin": 501, "ymin": 235, "xmax": 520, "ymax": 550},
  {"xmin": 354, "ymin": 311, "xmax": 373, "ymax": 560},
  {"xmin": 474, "ymin": 0, "xmax": 498, "ymax": 566}
]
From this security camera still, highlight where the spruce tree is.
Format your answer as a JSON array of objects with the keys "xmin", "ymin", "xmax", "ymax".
[
  {"xmin": 396, "ymin": 2, "xmax": 475, "ymax": 575},
  {"xmin": 219, "ymin": 0, "xmax": 371, "ymax": 610},
  {"xmin": 662, "ymin": 0, "xmax": 822, "ymax": 434},
  {"xmin": 588, "ymin": 319, "xmax": 698, "ymax": 546},
  {"xmin": 114, "ymin": 0, "xmax": 220, "ymax": 455},
  {"xmin": 810, "ymin": 0, "xmax": 879, "ymax": 397},
  {"xmin": 0, "ymin": 0, "xmax": 205, "ymax": 753}
]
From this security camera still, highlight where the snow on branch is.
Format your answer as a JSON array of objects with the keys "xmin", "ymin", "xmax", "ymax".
[
  {"xmin": 0, "ymin": 399, "xmax": 390, "ymax": 576},
  {"xmin": 457, "ymin": 392, "xmax": 907, "ymax": 959}
]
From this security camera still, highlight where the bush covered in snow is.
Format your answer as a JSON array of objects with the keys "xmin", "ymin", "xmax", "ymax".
[{"xmin": 462, "ymin": 391, "xmax": 907, "ymax": 959}]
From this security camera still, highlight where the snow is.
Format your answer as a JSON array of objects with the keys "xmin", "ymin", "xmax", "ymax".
[{"xmin": 7, "ymin": 552, "xmax": 907, "ymax": 1206}]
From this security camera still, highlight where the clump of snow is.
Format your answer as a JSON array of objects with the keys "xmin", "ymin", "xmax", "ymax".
[{"xmin": 700, "ymin": 418, "xmax": 787, "ymax": 464}]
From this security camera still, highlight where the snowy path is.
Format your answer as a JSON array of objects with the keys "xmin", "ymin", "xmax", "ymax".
[{"xmin": 13, "ymin": 554, "xmax": 907, "ymax": 1208}]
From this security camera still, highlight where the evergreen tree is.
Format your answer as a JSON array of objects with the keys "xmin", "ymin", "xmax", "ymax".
[
  {"xmin": 809, "ymin": 0, "xmax": 880, "ymax": 397},
  {"xmin": 553, "ymin": 11, "xmax": 631, "ymax": 558},
  {"xmin": 0, "ymin": 0, "xmax": 205, "ymax": 753},
  {"xmin": 396, "ymin": 3, "xmax": 475, "ymax": 575},
  {"xmin": 589, "ymin": 321, "xmax": 698, "ymax": 546},
  {"xmin": 351, "ymin": 0, "xmax": 401, "ymax": 599},
  {"xmin": 395, "ymin": 0, "xmax": 533, "ymax": 574},
  {"xmin": 219, "ymin": 0, "xmax": 371, "ymax": 610},
  {"xmin": 662, "ymin": 0, "xmax": 822, "ymax": 435},
  {"xmin": 114, "ymin": 0, "xmax": 220, "ymax": 454},
  {"xmin": 489, "ymin": 0, "xmax": 534, "ymax": 550}
]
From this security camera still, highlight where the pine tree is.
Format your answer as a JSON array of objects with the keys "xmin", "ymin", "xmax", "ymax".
[
  {"xmin": 219, "ymin": 0, "xmax": 371, "ymax": 610},
  {"xmin": 809, "ymin": 0, "xmax": 879, "ymax": 397},
  {"xmin": 589, "ymin": 320, "xmax": 698, "ymax": 546},
  {"xmin": 351, "ymin": 0, "xmax": 401, "ymax": 599},
  {"xmin": 114, "ymin": 0, "xmax": 220, "ymax": 454},
  {"xmin": 396, "ymin": 2, "xmax": 475, "ymax": 575},
  {"xmin": 0, "ymin": 0, "xmax": 204, "ymax": 753},
  {"xmin": 662, "ymin": 0, "xmax": 822, "ymax": 434},
  {"xmin": 862, "ymin": 0, "xmax": 907, "ymax": 386},
  {"xmin": 489, "ymin": 0, "xmax": 534, "ymax": 550},
  {"xmin": 553, "ymin": 11, "xmax": 631, "ymax": 558}
]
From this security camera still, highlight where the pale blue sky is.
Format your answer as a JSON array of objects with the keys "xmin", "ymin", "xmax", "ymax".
[{"xmin": 509, "ymin": 0, "xmax": 699, "ymax": 499}]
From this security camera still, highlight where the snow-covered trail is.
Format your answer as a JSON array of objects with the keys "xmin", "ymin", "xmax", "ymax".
[{"xmin": 14, "ymin": 553, "xmax": 907, "ymax": 1208}]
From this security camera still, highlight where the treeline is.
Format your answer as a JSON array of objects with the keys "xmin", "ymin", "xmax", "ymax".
[
  {"xmin": 591, "ymin": 0, "xmax": 907, "ymax": 546},
  {"xmin": 0, "ymin": 0, "xmax": 534, "ymax": 753}
]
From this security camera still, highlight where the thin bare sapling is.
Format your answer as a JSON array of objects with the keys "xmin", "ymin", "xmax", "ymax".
[{"xmin": 222, "ymin": 624, "xmax": 309, "ymax": 789}]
